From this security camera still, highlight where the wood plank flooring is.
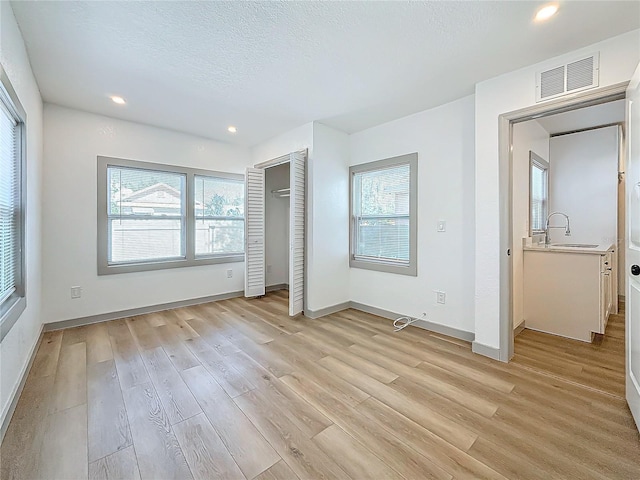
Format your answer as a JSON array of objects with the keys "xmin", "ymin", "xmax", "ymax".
[{"xmin": 2, "ymin": 290, "xmax": 638, "ymax": 480}]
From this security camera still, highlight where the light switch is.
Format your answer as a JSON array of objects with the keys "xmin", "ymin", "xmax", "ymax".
[{"xmin": 437, "ymin": 220, "xmax": 446, "ymax": 232}]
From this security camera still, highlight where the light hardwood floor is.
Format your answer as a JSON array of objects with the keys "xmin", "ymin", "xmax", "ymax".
[{"xmin": 1, "ymin": 291, "xmax": 638, "ymax": 480}]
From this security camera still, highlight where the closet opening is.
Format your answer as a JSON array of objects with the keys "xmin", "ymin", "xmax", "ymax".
[{"xmin": 244, "ymin": 150, "xmax": 306, "ymax": 316}]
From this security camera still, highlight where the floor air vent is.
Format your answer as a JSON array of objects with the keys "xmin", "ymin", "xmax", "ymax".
[{"xmin": 536, "ymin": 53, "xmax": 599, "ymax": 102}]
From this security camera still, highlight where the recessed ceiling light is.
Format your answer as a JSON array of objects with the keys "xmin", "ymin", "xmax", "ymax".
[
  {"xmin": 535, "ymin": 4, "xmax": 559, "ymax": 21},
  {"xmin": 110, "ymin": 95, "xmax": 126, "ymax": 105},
  {"xmin": 228, "ymin": 126, "xmax": 237, "ymax": 133}
]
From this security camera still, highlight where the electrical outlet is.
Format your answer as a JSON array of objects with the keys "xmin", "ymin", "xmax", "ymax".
[
  {"xmin": 437, "ymin": 220, "xmax": 446, "ymax": 232},
  {"xmin": 226, "ymin": 269, "xmax": 233, "ymax": 278},
  {"xmin": 267, "ymin": 264, "xmax": 272, "ymax": 273},
  {"xmin": 436, "ymin": 291, "xmax": 446, "ymax": 304},
  {"xmin": 70, "ymin": 286, "xmax": 82, "ymax": 299}
]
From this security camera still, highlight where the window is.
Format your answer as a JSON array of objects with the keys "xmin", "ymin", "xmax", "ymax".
[
  {"xmin": 0, "ymin": 66, "xmax": 26, "ymax": 341},
  {"xmin": 194, "ymin": 175, "xmax": 244, "ymax": 256},
  {"xmin": 98, "ymin": 156, "xmax": 244, "ymax": 274},
  {"xmin": 349, "ymin": 153, "xmax": 417, "ymax": 276},
  {"xmin": 529, "ymin": 151, "xmax": 549, "ymax": 234}
]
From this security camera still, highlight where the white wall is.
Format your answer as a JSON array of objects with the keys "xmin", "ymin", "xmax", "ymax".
[
  {"xmin": 548, "ymin": 126, "xmax": 619, "ymax": 246},
  {"xmin": 264, "ymin": 162, "xmax": 290, "ymax": 287},
  {"xmin": 349, "ymin": 95, "xmax": 476, "ymax": 334},
  {"xmin": 308, "ymin": 123, "xmax": 350, "ymax": 311},
  {"xmin": 511, "ymin": 120, "xmax": 549, "ymax": 329},
  {"xmin": 251, "ymin": 121, "xmax": 351, "ymax": 312},
  {"xmin": 512, "ymin": 120, "xmax": 549, "ymax": 329},
  {"xmin": 42, "ymin": 104, "xmax": 252, "ymax": 324},
  {"xmin": 475, "ymin": 29, "xmax": 640, "ymax": 350},
  {"xmin": 0, "ymin": 3, "xmax": 44, "ymax": 428},
  {"xmin": 252, "ymin": 122, "xmax": 313, "ymax": 166}
]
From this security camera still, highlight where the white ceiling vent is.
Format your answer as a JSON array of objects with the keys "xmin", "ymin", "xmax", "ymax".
[{"xmin": 536, "ymin": 53, "xmax": 599, "ymax": 102}]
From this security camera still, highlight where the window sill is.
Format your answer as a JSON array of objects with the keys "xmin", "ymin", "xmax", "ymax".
[
  {"xmin": 349, "ymin": 257, "xmax": 417, "ymax": 277},
  {"xmin": 98, "ymin": 253, "xmax": 244, "ymax": 275},
  {"xmin": 1, "ymin": 295, "xmax": 26, "ymax": 341}
]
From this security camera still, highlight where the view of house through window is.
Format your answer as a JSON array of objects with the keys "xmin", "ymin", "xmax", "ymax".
[
  {"xmin": 98, "ymin": 156, "xmax": 245, "ymax": 274},
  {"xmin": 108, "ymin": 166, "xmax": 186, "ymax": 263},
  {"xmin": 349, "ymin": 153, "xmax": 417, "ymax": 276}
]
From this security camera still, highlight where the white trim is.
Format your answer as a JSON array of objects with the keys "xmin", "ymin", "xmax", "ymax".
[
  {"xmin": 1, "ymin": 324, "xmax": 44, "ymax": 442},
  {"xmin": 304, "ymin": 302, "xmax": 352, "ymax": 319},
  {"xmin": 472, "ymin": 341, "xmax": 501, "ymax": 361}
]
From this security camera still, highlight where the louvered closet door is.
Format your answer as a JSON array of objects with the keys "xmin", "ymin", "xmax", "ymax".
[
  {"xmin": 244, "ymin": 168, "xmax": 265, "ymax": 297},
  {"xmin": 288, "ymin": 152, "xmax": 305, "ymax": 316}
]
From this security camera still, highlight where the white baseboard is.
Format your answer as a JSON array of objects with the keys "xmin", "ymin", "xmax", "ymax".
[
  {"xmin": 1, "ymin": 324, "xmax": 44, "ymax": 442},
  {"xmin": 471, "ymin": 341, "xmax": 501, "ymax": 361}
]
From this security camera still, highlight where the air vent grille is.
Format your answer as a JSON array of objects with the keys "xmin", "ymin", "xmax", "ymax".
[
  {"xmin": 567, "ymin": 56, "xmax": 594, "ymax": 91},
  {"xmin": 536, "ymin": 53, "xmax": 599, "ymax": 102},
  {"xmin": 540, "ymin": 66, "xmax": 565, "ymax": 99}
]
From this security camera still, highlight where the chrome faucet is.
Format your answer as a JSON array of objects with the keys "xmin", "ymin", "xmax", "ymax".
[{"xmin": 545, "ymin": 212, "xmax": 571, "ymax": 245}]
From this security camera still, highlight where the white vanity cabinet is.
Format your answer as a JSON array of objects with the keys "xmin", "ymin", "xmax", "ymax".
[
  {"xmin": 523, "ymin": 244, "xmax": 615, "ymax": 342},
  {"xmin": 600, "ymin": 252, "xmax": 613, "ymax": 332}
]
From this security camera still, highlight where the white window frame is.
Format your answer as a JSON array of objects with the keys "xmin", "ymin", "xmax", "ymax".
[
  {"xmin": 529, "ymin": 151, "xmax": 549, "ymax": 235},
  {"xmin": 0, "ymin": 66, "xmax": 27, "ymax": 341},
  {"xmin": 97, "ymin": 156, "xmax": 244, "ymax": 275},
  {"xmin": 349, "ymin": 153, "xmax": 418, "ymax": 276}
]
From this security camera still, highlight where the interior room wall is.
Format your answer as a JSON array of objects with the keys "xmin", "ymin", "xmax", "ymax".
[
  {"xmin": 308, "ymin": 123, "xmax": 350, "ymax": 312},
  {"xmin": 42, "ymin": 104, "xmax": 252, "ymax": 325},
  {"xmin": 474, "ymin": 29, "xmax": 640, "ymax": 351},
  {"xmin": 512, "ymin": 120, "xmax": 549, "ymax": 330},
  {"xmin": 349, "ymin": 95, "xmax": 476, "ymax": 334},
  {"xmin": 548, "ymin": 126, "xmax": 619, "ymax": 245},
  {"xmin": 251, "ymin": 121, "xmax": 351, "ymax": 314},
  {"xmin": 0, "ymin": 2, "xmax": 45, "ymax": 430},
  {"xmin": 264, "ymin": 162, "xmax": 290, "ymax": 288}
]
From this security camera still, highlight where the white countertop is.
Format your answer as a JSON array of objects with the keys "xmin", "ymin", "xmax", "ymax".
[{"xmin": 523, "ymin": 243, "xmax": 614, "ymax": 255}]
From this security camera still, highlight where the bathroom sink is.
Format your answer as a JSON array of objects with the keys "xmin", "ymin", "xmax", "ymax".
[{"xmin": 551, "ymin": 243, "xmax": 599, "ymax": 248}]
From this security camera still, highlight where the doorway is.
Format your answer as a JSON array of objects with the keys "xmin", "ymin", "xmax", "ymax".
[
  {"xmin": 244, "ymin": 150, "xmax": 306, "ymax": 316},
  {"xmin": 496, "ymin": 81, "xmax": 629, "ymax": 362},
  {"xmin": 510, "ymin": 99, "xmax": 626, "ymax": 396}
]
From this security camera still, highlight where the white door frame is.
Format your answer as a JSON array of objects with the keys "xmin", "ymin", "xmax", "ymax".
[{"xmin": 497, "ymin": 82, "xmax": 629, "ymax": 362}]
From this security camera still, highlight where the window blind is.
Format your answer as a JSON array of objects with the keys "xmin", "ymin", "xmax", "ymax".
[
  {"xmin": 0, "ymin": 101, "xmax": 18, "ymax": 304},
  {"xmin": 531, "ymin": 161, "xmax": 548, "ymax": 233},
  {"xmin": 194, "ymin": 175, "xmax": 244, "ymax": 256},
  {"xmin": 107, "ymin": 166, "xmax": 186, "ymax": 264},
  {"xmin": 353, "ymin": 163, "xmax": 411, "ymax": 263}
]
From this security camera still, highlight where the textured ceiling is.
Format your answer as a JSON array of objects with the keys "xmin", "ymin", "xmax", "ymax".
[
  {"xmin": 10, "ymin": 1, "xmax": 640, "ymax": 146},
  {"xmin": 537, "ymin": 100, "xmax": 625, "ymax": 135}
]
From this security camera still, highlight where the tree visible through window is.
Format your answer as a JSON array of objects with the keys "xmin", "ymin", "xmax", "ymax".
[
  {"xmin": 98, "ymin": 156, "xmax": 245, "ymax": 275},
  {"xmin": 194, "ymin": 175, "xmax": 244, "ymax": 256}
]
